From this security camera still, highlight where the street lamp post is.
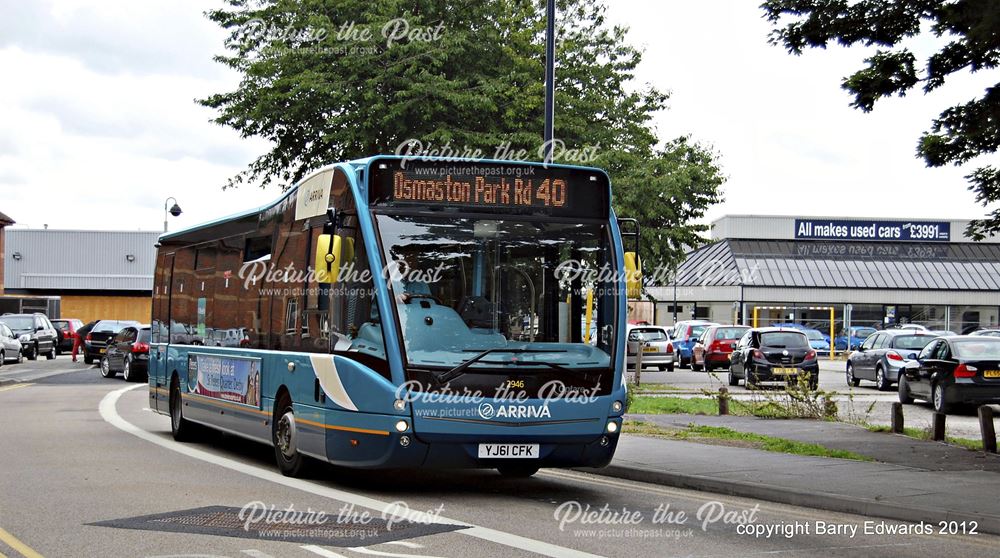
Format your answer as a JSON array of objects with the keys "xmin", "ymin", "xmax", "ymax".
[{"xmin": 164, "ymin": 197, "xmax": 182, "ymax": 232}]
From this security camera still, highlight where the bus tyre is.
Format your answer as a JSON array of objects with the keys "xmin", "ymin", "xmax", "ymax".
[
  {"xmin": 170, "ymin": 378, "xmax": 196, "ymax": 442},
  {"xmin": 273, "ymin": 396, "xmax": 307, "ymax": 477},
  {"xmin": 100, "ymin": 356, "xmax": 115, "ymax": 378},
  {"xmin": 497, "ymin": 465, "xmax": 539, "ymax": 478}
]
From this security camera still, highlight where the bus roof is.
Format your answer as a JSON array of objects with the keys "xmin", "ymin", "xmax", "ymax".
[{"xmin": 159, "ymin": 155, "xmax": 610, "ymax": 244}]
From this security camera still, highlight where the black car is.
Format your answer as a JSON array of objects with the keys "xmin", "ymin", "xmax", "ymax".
[
  {"xmin": 899, "ymin": 335, "xmax": 1000, "ymax": 414},
  {"xmin": 728, "ymin": 327, "xmax": 819, "ymax": 389},
  {"xmin": 0, "ymin": 313, "xmax": 58, "ymax": 360},
  {"xmin": 83, "ymin": 320, "xmax": 140, "ymax": 365},
  {"xmin": 101, "ymin": 325, "xmax": 151, "ymax": 382}
]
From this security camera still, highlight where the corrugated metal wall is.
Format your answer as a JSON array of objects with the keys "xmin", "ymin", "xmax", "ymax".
[{"xmin": 4, "ymin": 229, "xmax": 159, "ymax": 291}]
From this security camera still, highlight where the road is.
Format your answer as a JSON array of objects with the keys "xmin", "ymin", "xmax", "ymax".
[
  {"xmin": 0, "ymin": 357, "xmax": 996, "ymax": 557},
  {"xmin": 639, "ymin": 360, "xmax": 998, "ymax": 439}
]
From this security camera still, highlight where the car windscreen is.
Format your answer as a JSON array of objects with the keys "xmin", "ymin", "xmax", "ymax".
[
  {"xmin": 630, "ymin": 328, "xmax": 667, "ymax": 342},
  {"xmin": 891, "ymin": 335, "xmax": 936, "ymax": 351},
  {"xmin": 804, "ymin": 329, "xmax": 824, "ymax": 340},
  {"xmin": 952, "ymin": 339, "xmax": 1000, "ymax": 360},
  {"xmin": 0, "ymin": 316, "xmax": 34, "ymax": 330},
  {"xmin": 854, "ymin": 328, "xmax": 876, "ymax": 337},
  {"xmin": 760, "ymin": 332, "xmax": 809, "ymax": 348},
  {"xmin": 94, "ymin": 321, "xmax": 132, "ymax": 333},
  {"xmin": 716, "ymin": 327, "xmax": 749, "ymax": 340},
  {"xmin": 689, "ymin": 325, "xmax": 709, "ymax": 339}
]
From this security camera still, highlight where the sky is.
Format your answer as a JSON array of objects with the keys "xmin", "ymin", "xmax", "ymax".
[{"xmin": 0, "ymin": 0, "xmax": 996, "ymax": 234}]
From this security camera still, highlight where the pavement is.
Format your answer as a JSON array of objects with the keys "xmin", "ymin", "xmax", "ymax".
[{"xmin": 581, "ymin": 412, "xmax": 1000, "ymax": 535}]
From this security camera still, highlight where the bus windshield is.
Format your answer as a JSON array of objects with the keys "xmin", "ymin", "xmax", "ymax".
[{"xmin": 375, "ymin": 213, "xmax": 615, "ymax": 370}]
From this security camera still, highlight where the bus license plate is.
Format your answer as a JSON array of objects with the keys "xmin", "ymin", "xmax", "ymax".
[
  {"xmin": 772, "ymin": 367, "xmax": 798, "ymax": 375},
  {"xmin": 984, "ymin": 370, "xmax": 1000, "ymax": 378},
  {"xmin": 478, "ymin": 443, "xmax": 539, "ymax": 459}
]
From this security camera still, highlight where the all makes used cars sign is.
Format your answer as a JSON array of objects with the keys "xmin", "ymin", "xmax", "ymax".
[{"xmin": 794, "ymin": 219, "xmax": 951, "ymax": 242}]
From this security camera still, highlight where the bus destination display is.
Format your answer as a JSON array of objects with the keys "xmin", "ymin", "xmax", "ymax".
[{"xmin": 370, "ymin": 160, "xmax": 608, "ymax": 218}]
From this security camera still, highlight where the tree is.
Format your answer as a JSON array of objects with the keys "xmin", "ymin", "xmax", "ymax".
[
  {"xmin": 761, "ymin": 0, "xmax": 1000, "ymax": 239},
  {"xmin": 200, "ymin": 0, "xmax": 725, "ymax": 270}
]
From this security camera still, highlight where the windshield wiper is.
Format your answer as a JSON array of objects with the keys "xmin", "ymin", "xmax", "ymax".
[{"xmin": 436, "ymin": 348, "xmax": 567, "ymax": 383}]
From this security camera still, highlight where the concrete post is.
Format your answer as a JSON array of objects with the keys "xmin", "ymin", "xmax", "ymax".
[
  {"xmin": 891, "ymin": 402, "xmax": 904, "ymax": 434},
  {"xmin": 979, "ymin": 406, "xmax": 997, "ymax": 454},
  {"xmin": 932, "ymin": 412, "xmax": 946, "ymax": 442},
  {"xmin": 718, "ymin": 387, "xmax": 729, "ymax": 416}
]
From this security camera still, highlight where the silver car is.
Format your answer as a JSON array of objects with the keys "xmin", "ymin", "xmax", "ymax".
[
  {"xmin": 0, "ymin": 322, "xmax": 24, "ymax": 365},
  {"xmin": 626, "ymin": 325, "xmax": 675, "ymax": 372}
]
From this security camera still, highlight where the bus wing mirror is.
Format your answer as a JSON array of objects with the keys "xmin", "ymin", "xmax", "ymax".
[
  {"xmin": 314, "ymin": 234, "xmax": 343, "ymax": 284},
  {"xmin": 624, "ymin": 252, "xmax": 642, "ymax": 298}
]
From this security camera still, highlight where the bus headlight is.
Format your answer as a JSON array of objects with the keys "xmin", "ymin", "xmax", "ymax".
[
  {"xmin": 395, "ymin": 420, "xmax": 409, "ymax": 432},
  {"xmin": 611, "ymin": 400, "xmax": 624, "ymax": 413},
  {"xmin": 606, "ymin": 420, "xmax": 619, "ymax": 434},
  {"xmin": 393, "ymin": 399, "xmax": 406, "ymax": 411}
]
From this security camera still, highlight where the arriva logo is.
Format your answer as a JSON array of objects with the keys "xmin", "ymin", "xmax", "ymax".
[{"xmin": 478, "ymin": 403, "xmax": 552, "ymax": 420}]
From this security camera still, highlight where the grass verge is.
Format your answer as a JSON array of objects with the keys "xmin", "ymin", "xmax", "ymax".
[
  {"xmin": 629, "ymin": 395, "xmax": 803, "ymax": 419},
  {"xmin": 865, "ymin": 424, "xmax": 985, "ymax": 452},
  {"xmin": 624, "ymin": 420, "xmax": 873, "ymax": 461}
]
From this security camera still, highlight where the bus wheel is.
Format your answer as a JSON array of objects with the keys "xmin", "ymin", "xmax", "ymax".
[
  {"xmin": 273, "ymin": 396, "xmax": 307, "ymax": 477},
  {"xmin": 170, "ymin": 378, "xmax": 195, "ymax": 442},
  {"xmin": 497, "ymin": 465, "xmax": 539, "ymax": 478}
]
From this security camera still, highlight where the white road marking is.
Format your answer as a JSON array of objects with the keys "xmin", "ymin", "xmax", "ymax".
[
  {"xmin": 348, "ymin": 547, "xmax": 444, "ymax": 558},
  {"xmin": 384, "ymin": 542, "xmax": 423, "ymax": 549},
  {"xmin": 300, "ymin": 546, "xmax": 350, "ymax": 558},
  {"xmin": 101, "ymin": 385, "xmax": 604, "ymax": 558},
  {"xmin": 241, "ymin": 551, "xmax": 277, "ymax": 558}
]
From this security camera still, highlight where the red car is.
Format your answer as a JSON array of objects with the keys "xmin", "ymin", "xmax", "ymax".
[
  {"xmin": 692, "ymin": 325, "xmax": 751, "ymax": 372},
  {"xmin": 52, "ymin": 319, "xmax": 85, "ymax": 354}
]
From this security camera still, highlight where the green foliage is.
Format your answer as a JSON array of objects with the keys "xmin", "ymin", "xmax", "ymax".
[
  {"xmin": 201, "ymin": 0, "xmax": 725, "ymax": 270},
  {"xmin": 762, "ymin": 0, "xmax": 1000, "ymax": 239}
]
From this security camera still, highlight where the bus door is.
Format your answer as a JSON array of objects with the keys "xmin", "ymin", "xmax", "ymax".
[{"xmin": 151, "ymin": 253, "xmax": 174, "ymax": 413}]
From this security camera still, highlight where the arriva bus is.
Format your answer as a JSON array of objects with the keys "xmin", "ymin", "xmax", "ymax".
[{"xmin": 149, "ymin": 156, "xmax": 641, "ymax": 478}]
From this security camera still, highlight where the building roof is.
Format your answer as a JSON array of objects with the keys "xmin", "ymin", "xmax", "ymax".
[
  {"xmin": 4, "ymin": 229, "xmax": 159, "ymax": 292},
  {"xmin": 668, "ymin": 239, "xmax": 1000, "ymax": 291},
  {"xmin": 0, "ymin": 211, "xmax": 14, "ymax": 226}
]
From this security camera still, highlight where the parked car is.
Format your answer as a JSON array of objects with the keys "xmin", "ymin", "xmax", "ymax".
[
  {"xmin": 101, "ymin": 325, "xmax": 151, "ymax": 381},
  {"xmin": 691, "ymin": 325, "xmax": 750, "ymax": 372},
  {"xmin": 929, "ymin": 330, "xmax": 959, "ymax": 337},
  {"xmin": 0, "ymin": 322, "xmax": 24, "ymax": 365},
  {"xmin": 845, "ymin": 330, "xmax": 938, "ymax": 391},
  {"xmin": 51, "ymin": 318, "xmax": 84, "ymax": 354},
  {"xmin": 626, "ymin": 325, "xmax": 675, "ymax": 372},
  {"xmin": 773, "ymin": 323, "xmax": 832, "ymax": 346},
  {"xmin": 899, "ymin": 336, "xmax": 1000, "ymax": 413},
  {"xmin": 801, "ymin": 328, "xmax": 831, "ymax": 354},
  {"xmin": 728, "ymin": 328, "xmax": 819, "ymax": 389},
  {"xmin": 896, "ymin": 323, "xmax": 929, "ymax": 332},
  {"xmin": 672, "ymin": 320, "xmax": 719, "ymax": 368},
  {"xmin": 0, "ymin": 313, "xmax": 58, "ymax": 360},
  {"xmin": 970, "ymin": 329, "xmax": 1000, "ymax": 338},
  {"xmin": 83, "ymin": 320, "xmax": 140, "ymax": 365},
  {"xmin": 835, "ymin": 326, "xmax": 879, "ymax": 351}
]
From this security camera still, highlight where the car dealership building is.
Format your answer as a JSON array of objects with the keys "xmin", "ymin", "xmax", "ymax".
[{"xmin": 646, "ymin": 215, "xmax": 1000, "ymax": 335}]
